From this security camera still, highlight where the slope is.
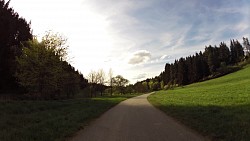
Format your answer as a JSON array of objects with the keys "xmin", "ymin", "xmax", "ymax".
[{"xmin": 148, "ymin": 65, "xmax": 250, "ymax": 141}]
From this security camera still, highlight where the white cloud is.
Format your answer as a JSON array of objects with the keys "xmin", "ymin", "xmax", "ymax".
[{"xmin": 128, "ymin": 50, "xmax": 151, "ymax": 65}]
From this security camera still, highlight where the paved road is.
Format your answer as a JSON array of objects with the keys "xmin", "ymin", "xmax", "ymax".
[{"xmin": 70, "ymin": 93, "xmax": 207, "ymax": 141}]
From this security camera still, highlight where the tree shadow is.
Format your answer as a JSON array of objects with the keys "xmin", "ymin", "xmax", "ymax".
[{"xmin": 154, "ymin": 104, "xmax": 250, "ymax": 141}]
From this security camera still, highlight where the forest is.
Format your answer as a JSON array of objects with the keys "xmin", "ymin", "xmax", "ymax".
[
  {"xmin": 134, "ymin": 39, "xmax": 250, "ymax": 93},
  {"xmin": 1, "ymin": 0, "xmax": 250, "ymax": 100}
]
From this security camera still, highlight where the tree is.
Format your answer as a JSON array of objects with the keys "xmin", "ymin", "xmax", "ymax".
[
  {"xmin": 87, "ymin": 70, "xmax": 97, "ymax": 97},
  {"xmin": 112, "ymin": 75, "xmax": 129, "ymax": 94},
  {"xmin": 235, "ymin": 40, "xmax": 244, "ymax": 62},
  {"xmin": 199, "ymin": 51, "xmax": 210, "ymax": 77},
  {"xmin": 205, "ymin": 45, "xmax": 220, "ymax": 74},
  {"xmin": 243, "ymin": 37, "xmax": 250, "ymax": 56},
  {"xmin": 142, "ymin": 81, "xmax": 149, "ymax": 92},
  {"xmin": 163, "ymin": 63, "xmax": 171, "ymax": 86},
  {"xmin": 177, "ymin": 57, "xmax": 188, "ymax": 85},
  {"xmin": 108, "ymin": 68, "xmax": 114, "ymax": 96},
  {"xmin": 16, "ymin": 39, "xmax": 62, "ymax": 98},
  {"xmin": 87, "ymin": 69, "xmax": 107, "ymax": 97},
  {"xmin": 0, "ymin": 0, "xmax": 32, "ymax": 93},
  {"xmin": 186, "ymin": 56, "xmax": 194, "ymax": 83},
  {"xmin": 96, "ymin": 69, "xmax": 106, "ymax": 96},
  {"xmin": 230, "ymin": 40, "xmax": 237, "ymax": 64},
  {"xmin": 42, "ymin": 31, "xmax": 68, "ymax": 61},
  {"xmin": 15, "ymin": 33, "xmax": 81, "ymax": 99},
  {"xmin": 124, "ymin": 84, "xmax": 134, "ymax": 94},
  {"xmin": 230, "ymin": 40, "xmax": 244, "ymax": 64},
  {"xmin": 218, "ymin": 42, "xmax": 230, "ymax": 65},
  {"xmin": 191, "ymin": 54, "xmax": 202, "ymax": 82},
  {"xmin": 59, "ymin": 61, "xmax": 81, "ymax": 98},
  {"xmin": 79, "ymin": 74, "xmax": 88, "ymax": 89},
  {"xmin": 169, "ymin": 60, "xmax": 178, "ymax": 86}
]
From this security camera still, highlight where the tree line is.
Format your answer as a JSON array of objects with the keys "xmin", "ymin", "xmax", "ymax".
[
  {"xmin": 134, "ymin": 38, "xmax": 250, "ymax": 92},
  {"xmin": 86, "ymin": 69, "xmax": 129, "ymax": 97},
  {"xmin": 0, "ymin": 1, "xmax": 88, "ymax": 99}
]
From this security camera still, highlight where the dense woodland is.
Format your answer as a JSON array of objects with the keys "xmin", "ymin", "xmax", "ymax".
[{"xmin": 1, "ymin": 0, "xmax": 250, "ymax": 99}]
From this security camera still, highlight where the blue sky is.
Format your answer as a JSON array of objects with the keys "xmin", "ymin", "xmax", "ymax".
[{"xmin": 10, "ymin": 0, "xmax": 250, "ymax": 83}]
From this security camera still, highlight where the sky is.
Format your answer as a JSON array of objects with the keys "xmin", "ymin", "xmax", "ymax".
[{"xmin": 10, "ymin": 0, "xmax": 250, "ymax": 84}]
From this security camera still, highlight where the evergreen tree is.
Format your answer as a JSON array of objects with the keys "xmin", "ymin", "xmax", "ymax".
[
  {"xmin": 190, "ymin": 54, "xmax": 201, "ymax": 83},
  {"xmin": 235, "ymin": 40, "xmax": 244, "ymax": 62},
  {"xmin": 218, "ymin": 42, "xmax": 230, "ymax": 65},
  {"xmin": 205, "ymin": 45, "xmax": 220, "ymax": 74},
  {"xmin": 230, "ymin": 40, "xmax": 237, "ymax": 64},
  {"xmin": 186, "ymin": 56, "xmax": 193, "ymax": 83},
  {"xmin": 177, "ymin": 58, "xmax": 188, "ymax": 85},
  {"xmin": 169, "ymin": 60, "xmax": 178, "ymax": 86},
  {"xmin": 230, "ymin": 40, "xmax": 244, "ymax": 64},
  {"xmin": 198, "ymin": 51, "xmax": 210, "ymax": 78},
  {"xmin": 164, "ymin": 63, "xmax": 171, "ymax": 85},
  {"xmin": 0, "ymin": 0, "xmax": 32, "ymax": 92}
]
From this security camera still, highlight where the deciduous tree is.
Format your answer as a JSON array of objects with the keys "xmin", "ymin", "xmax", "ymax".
[{"xmin": 113, "ymin": 75, "xmax": 129, "ymax": 94}]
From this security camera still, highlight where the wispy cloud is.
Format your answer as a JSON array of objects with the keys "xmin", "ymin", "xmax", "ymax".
[{"xmin": 160, "ymin": 55, "xmax": 171, "ymax": 60}]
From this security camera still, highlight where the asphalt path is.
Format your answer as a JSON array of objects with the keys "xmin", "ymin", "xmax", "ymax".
[{"xmin": 70, "ymin": 93, "xmax": 207, "ymax": 141}]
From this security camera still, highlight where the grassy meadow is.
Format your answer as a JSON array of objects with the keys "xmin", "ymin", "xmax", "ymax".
[
  {"xmin": 0, "ymin": 94, "xmax": 139, "ymax": 141},
  {"xmin": 148, "ymin": 65, "xmax": 250, "ymax": 141}
]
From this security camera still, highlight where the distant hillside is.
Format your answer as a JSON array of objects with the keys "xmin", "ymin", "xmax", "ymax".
[
  {"xmin": 133, "ymin": 38, "xmax": 250, "ymax": 93},
  {"xmin": 148, "ymin": 65, "xmax": 250, "ymax": 141}
]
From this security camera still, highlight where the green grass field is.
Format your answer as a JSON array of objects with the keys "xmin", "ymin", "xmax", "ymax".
[
  {"xmin": 0, "ymin": 94, "xmax": 139, "ymax": 141},
  {"xmin": 148, "ymin": 65, "xmax": 250, "ymax": 141}
]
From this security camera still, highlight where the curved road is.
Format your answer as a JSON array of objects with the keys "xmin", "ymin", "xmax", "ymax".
[{"xmin": 71, "ymin": 93, "xmax": 207, "ymax": 141}]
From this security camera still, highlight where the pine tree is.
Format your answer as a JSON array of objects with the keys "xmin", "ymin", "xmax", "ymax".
[
  {"xmin": 177, "ymin": 58, "xmax": 188, "ymax": 85},
  {"xmin": 230, "ymin": 40, "xmax": 244, "ymax": 64},
  {"xmin": 235, "ymin": 40, "xmax": 244, "ymax": 62},
  {"xmin": 199, "ymin": 51, "xmax": 210, "ymax": 78},
  {"xmin": 218, "ymin": 42, "xmax": 230, "ymax": 65},
  {"xmin": 205, "ymin": 45, "xmax": 220, "ymax": 74},
  {"xmin": 230, "ymin": 40, "xmax": 237, "ymax": 64},
  {"xmin": 164, "ymin": 63, "xmax": 171, "ymax": 85},
  {"xmin": 0, "ymin": 0, "xmax": 32, "ymax": 93},
  {"xmin": 192, "ymin": 54, "xmax": 201, "ymax": 82}
]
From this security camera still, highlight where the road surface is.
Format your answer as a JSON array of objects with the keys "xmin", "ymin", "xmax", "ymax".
[{"xmin": 70, "ymin": 93, "xmax": 207, "ymax": 141}]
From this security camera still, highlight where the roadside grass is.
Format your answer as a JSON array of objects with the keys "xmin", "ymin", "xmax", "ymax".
[
  {"xmin": 148, "ymin": 65, "xmax": 250, "ymax": 141},
  {"xmin": 0, "ymin": 94, "xmax": 140, "ymax": 141}
]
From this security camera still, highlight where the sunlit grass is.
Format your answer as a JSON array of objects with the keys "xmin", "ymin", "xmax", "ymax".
[{"xmin": 148, "ymin": 65, "xmax": 250, "ymax": 141}]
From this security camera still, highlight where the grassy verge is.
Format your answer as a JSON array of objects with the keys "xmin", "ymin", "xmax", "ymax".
[
  {"xmin": 148, "ymin": 65, "xmax": 250, "ymax": 141},
  {"xmin": 0, "ymin": 94, "xmax": 140, "ymax": 141}
]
